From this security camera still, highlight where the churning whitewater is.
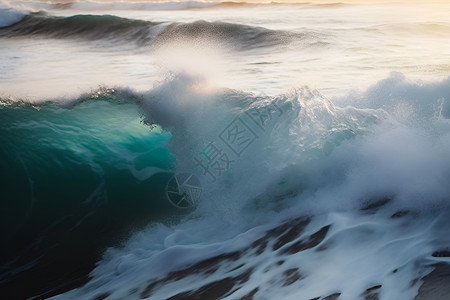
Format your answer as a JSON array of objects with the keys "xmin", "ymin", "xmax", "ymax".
[{"xmin": 1, "ymin": 1, "xmax": 450, "ymax": 300}]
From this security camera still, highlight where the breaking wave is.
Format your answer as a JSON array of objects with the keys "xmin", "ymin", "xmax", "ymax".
[
  {"xmin": 2, "ymin": 72, "xmax": 450, "ymax": 299},
  {"xmin": 0, "ymin": 12, "xmax": 304, "ymax": 49}
]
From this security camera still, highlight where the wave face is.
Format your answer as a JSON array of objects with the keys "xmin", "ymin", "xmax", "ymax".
[
  {"xmin": 0, "ymin": 12, "xmax": 161, "ymax": 42},
  {"xmin": 0, "ymin": 12, "xmax": 302, "ymax": 49},
  {"xmin": 2, "ymin": 73, "xmax": 449, "ymax": 299}
]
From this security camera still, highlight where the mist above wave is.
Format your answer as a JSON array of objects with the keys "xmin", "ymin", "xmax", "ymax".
[{"xmin": 0, "ymin": 12, "xmax": 303, "ymax": 50}]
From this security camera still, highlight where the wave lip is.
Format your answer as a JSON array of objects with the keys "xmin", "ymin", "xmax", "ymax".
[{"xmin": 0, "ymin": 7, "xmax": 25, "ymax": 28}]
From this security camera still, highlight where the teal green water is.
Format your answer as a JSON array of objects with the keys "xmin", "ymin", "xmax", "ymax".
[
  {"xmin": 0, "ymin": 96, "xmax": 176, "ymax": 241},
  {"xmin": 0, "ymin": 95, "xmax": 192, "ymax": 298}
]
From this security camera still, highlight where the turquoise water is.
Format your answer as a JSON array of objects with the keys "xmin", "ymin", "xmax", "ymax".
[
  {"xmin": 0, "ymin": 93, "xmax": 181, "ymax": 233},
  {"xmin": 0, "ymin": 94, "xmax": 182, "ymax": 297}
]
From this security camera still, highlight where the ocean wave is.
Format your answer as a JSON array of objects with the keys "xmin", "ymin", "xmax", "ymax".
[
  {"xmin": 0, "ymin": 6, "xmax": 25, "ymax": 27},
  {"xmin": 2, "ymin": 73, "xmax": 450, "ymax": 299},
  {"xmin": 153, "ymin": 20, "xmax": 301, "ymax": 50},
  {"xmin": 0, "ymin": 12, "xmax": 302, "ymax": 49},
  {"xmin": 57, "ymin": 74, "xmax": 449, "ymax": 300},
  {"xmin": 0, "ymin": 12, "xmax": 161, "ymax": 43},
  {"xmin": 4, "ymin": 72, "xmax": 448, "ymax": 212}
]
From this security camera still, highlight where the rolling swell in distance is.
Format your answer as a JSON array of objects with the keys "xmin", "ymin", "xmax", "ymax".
[{"xmin": 0, "ymin": 12, "xmax": 302, "ymax": 49}]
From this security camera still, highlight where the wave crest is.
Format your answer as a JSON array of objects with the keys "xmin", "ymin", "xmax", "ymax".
[{"xmin": 0, "ymin": 7, "xmax": 25, "ymax": 28}]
